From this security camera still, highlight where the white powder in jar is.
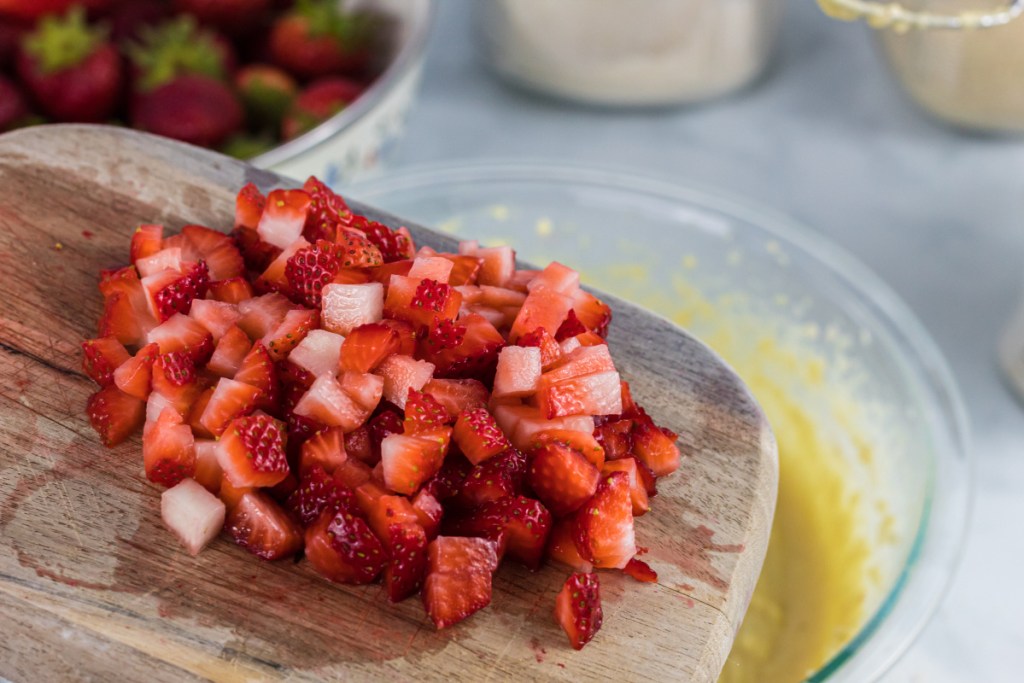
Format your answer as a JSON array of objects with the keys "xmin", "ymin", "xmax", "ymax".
[{"xmin": 475, "ymin": 0, "xmax": 784, "ymax": 106}]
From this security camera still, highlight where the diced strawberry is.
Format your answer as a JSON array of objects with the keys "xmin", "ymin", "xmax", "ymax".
[
  {"xmin": 342, "ymin": 215, "xmax": 414, "ymax": 263},
  {"xmin": 420, "ymin": 313, "xmax": 505, "ymax": 382},
  {"xmin": 517, "ymin": 327, "xmax": 563, "ymax": 371},
  {"xmin": 98, "ymin": 290, "xmax": 154, "ymax": 348},
  {"xmin": 334, "ymin": 230, "xmax": 384, "ymax": 267},
  {"xmin": 559, "ymin": 336, "xmax": 583, "ymax": 356},
  {"xmin": 113, "ymin": 342, "xmax": 159, "ymax": 400},
  {"xmin": 383, "ymin": 522, "xmax": 428, "ymax": 602},
  {"xmin": 82, "ymin": 337, "xmax": 131, "ymax": 388},
  {"xmin": 235, "ymin": 183, "xmax": 265, "ymax": 232},
  {"xmin": 257, "ymin": 188, "xmax": 311, "ymax": 249},
  {"xmin": 130, "ymin": 224, "xmax": 164, "ymax": 263},
  {"xmin": 298, "ymin": 426, "xmax": 348, "ymax": 474},
  {"xmin": 458, "ymin": 243, "xmax": 514, "ymax": 287},
  {"xmin": 423, "ymin": 536, "xmax": 498, "ymax": 629},
  {"xmin": 339, "ymin": 370, "xmax": 386, "ymax": 412},
  {"xmin": 547, "ymin": 519, "xmax": 593, "ymax": 572},
  {"xmin": 217, "ymin": 413, "xmax": 289, "ymax": 488},
  {"xmin": 381, "ymin": 319, "xmax": 418, "ymax": 356},
  {"xmin": 321, "ymin": 282, "xmax": 384, "ymax": 335},
  {"xmin": 286, "ymin": 328, "xmax": 344, "ymax": 377},
  {"xmin": 193, "ymin": 440, "xmax": 223, "ymax": 494},
  {"xmin": 493, "ymin": 345, "xmax": 542, "ymax": 399},
  {"xmin": 145, "ymin": 261, "xmax": 210, "ymax": 321},
  {"xmin": 403, "ymin": 389, "xmax": 453, "ymax": 435},
  {"xmin": 286, "ymin": 465, "xmax": 356, "ymax": 526},
  {"xmin": 422, "ymin": 378, "xmax": 489, "ymax": 416},
  {"xmin": 357, "ymin": 488, "xmax": 419, "ymax": 543},
  {"xmin": 147, "ymin": 313, "xmax": 214, "ymax": 364},
  {"xmin": 161, "ymin": 478, "xmax": 226, "ymax": 557},
  {"xmin": 188, "ymin": 387, "xmax": 216, "ymax": 439},
  {"xmin": 278, "ymin": 357, "xmax": 315, "ymax": 396},
  {"xmin": 337, "ymin": 322, "xmax": 398, "ymax": 374},
  {"xmin": 365, "ymin": 406, "xmax": 403, "ymax": 463},
  {"xmin": 234, "ymin": 225, "xmax": 282, "ymax": 274},
  {"xmin": 254, "ymin": 238, "xmax": 309, "ymax": 295},
  {"xmin": 622, "ymin": 558, "xmax": 658, "ymax": 583},
  {"xmin": 631, "ymin": 415, "xmax": 681, "ymax": 477},
  {"xmin": 528, "ymin": 429, "xmax": 605, "ymax": 470},
  {"xmin": 536, "ymin": 371, "xmax": 623, "ymax": 419},
  {"xmin": 181, "ymin": 224, "xmax": 244, "ymax": 281},
  {"xmin": 528, "ymin": 442, "xmax": 601, "ymax": 518},
  {"xmin": 385, "ymin": 276, "xmax": 462, "ymax": 331},
  {"xmin": 302, "ymin": 177, "xmax": 350, "ymax": 243},
  {"xmin": 555, "ymin": 309, "xmax": 588, "ymax": 341},
  {"xmin": 440, "ymin": 254, "xmax": 482, "ymax": 286},
  {"xmin": 263, "ymin": 307, "xmax": 318, "ymax": 361},
  {"xmin": 595, "ymin": 419, "xmax": 634, "ymax": 462},
  {"xmin": 305, "ymin": 506, "xmax": 388, "ymax": 584},
  {"xmin": 543, "ymin": 345, "xmax": 617, "ymax": 382},
  {"xmin": 334, "ymin": 458, "xmax": 373, "ymax": 490},
  {"xmin": 408, "ymin": 256, "xmax": 454, "ymax": 283},
  {"xmin": 632, "ymin": 455, "xmax": 659, "ymax": 497},
  {"xmin": 527, "ymin": 262, "xmax": 580, "ymax": 295},
  {"xmin": 455, "ymin": 447, "xmax": 527, "ymax": 509},
  {"xmin": 573, "ymin": 472, "xmax": 635, "ymax": 569},
  {"xmin": 188, "ymin": 298, "xmax": 240, "ymax": 341},
  {"xmin": 207, "ymin": 325, "xmax": 252, "ymax": 378},
  {"xmin": 226, "ymin": 491, "xmax": 304, "ymax": 561},
  {"xmin": 602, "ymin": 458, "xmax": 650, "ymax": 516},
  {"xmin": 218, "ymin": 474, "xmax": 253, "ymax": 509},
  {"xmin": 554, "ymin": 572, "xmax": 603, "ymax": 650},
  {"xmin": 143, "ymin": 407, "xmax": 196, "ymax": 487},
  {"xmin": 380, "ymin": 429, "xmax": 450, "ymax": 495},
  {"xmin": 136, "ymin": 248, "xmax": 182, "ymax": 278},
  {"xmin": 412, "ymin": 489, "xmax": 444, "ymax": 539},
  {"xmin": 343, "ymin": 425, "xmax": 373, "ymax": 464},
  {"xmin": 573, "ymin": 331, "xmax": 607, "ymax": 347},
  {"xmin": 509, "ymin": 287, "xmax": 575, "ymax": 343},
  {"xmin": 375, "ymin": 354, "xmax": 435, "ymax": 409},
  {"xmin": 207, "ymin": 277, "xmax": 254, "ymax": 304},
  {"xmin": 452, "ymin": 408, "xmax": 511, "ymax": 465},
  {"xmin": 571, "ymin": 289, "xmax": 612, "ymax": 338},
  {"xmin": 151, "ymin": 350, "xmax": 203, "ymax": 416},
  {"xmin": 199, "ymin": 378, "xmax": 261, "ymax": 437},
  {"xmin": 286, "ymin": 239, "xmax": 358, "ymax": 308},
  {"xmin": 370, "ymin": 258, "xmax": 413, "ymax": 286},
  {"xmin": 234, "ymin": 342, "xmax": 279, "ymax": 413},
  {"xmin": 445, "ymin": 495, "xmax": 551, "ymax": 570},
  {"xmin": 237, "ymin": 293, "xmax": 292, "ymax": 339},
  {"xmin": 146, "ymin": 392, "xmax": 180, "ymax": 424},
  {"xmin": 512, "ymin": 412, "xmax": 596, "ymax": 453},
  {"xmin": 293, "ymin": 373, "xmax": 377, "ymax": 431},
  {"xmin": 424, "ymin": 318, "xmax": 466, "ymax": 352},
  {"xmin": 422, "ymin": 453, "xmax": 473, "ymax": 502},
  {"xmin": 87, "ymin": 385, "xmax": 146, "ymax": 447}
]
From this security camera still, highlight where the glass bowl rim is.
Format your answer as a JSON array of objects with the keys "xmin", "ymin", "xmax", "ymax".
[{"xmin": 347, "ymin": 159, "xmax": 974, "ymax": 681}]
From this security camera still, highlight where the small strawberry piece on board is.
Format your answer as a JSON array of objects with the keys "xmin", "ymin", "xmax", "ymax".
[
  {"xmin": 199, "ymin": 377, "xmax": 261, "ymax": 437},
  {"xmin": 527, "ymin": 443, "xmax": 600, "ymax": 517},
  {"xmin": 143, "ymin": 407, "xmax": 196, "ymax": 487},
  {"xmin": 217, "ymin": 413, "xmax": 289, "ymax": 488},
  {"xmin": 573, "ymin": 471, "xmax": 636, "ymax": 569},
  {"xmin": 305, "ymin": 507, "xmax": 388, "ymax": 584},
  {"xmin": 161, "ymin": 478, "xmax": 226, "ymax": 556},
  {"xmin": 207, "ymin": 325, "xmax": 253, "ymax": 378},
  {"xmin": 529, "ymin": 429, "xmax": 605, "ymax": 470},
  {"xmin": 258, "ymin": 189, "xmax": 311, "ymax": 249},
  {"xmin": 455, "ymin": 448, "xmax": 527, "ymax": 510},
  {"xmin": 631, "ymin": 415, "xmax": 682, "ymax": 477},
  {"xmin": 263, "ymin": 308, "xmax": 318, "ymax": 361},
  {"xmin": 226, "ymin": 491, "xmax": 304, "ymax": 561},
  {"xmin": 601, "ymin": 457, "xmax": 650, "ymax": 516},
  {"xmin": 339, "ymin": 322, "xmax": 400, "ymax": 374},
  {"xmin": 235, "ymin": 182, "xmax": 265, "ymax": 232},
  {"xmin": 321, "ymin": 282, "xmax": 384, "ymax": 336},
  {"xmin": 384, "ymin": 522, "xmax": 429, "ymax": 603},
  {"xmin": 87, "ymin": 385, "xmax": 146, "ymax": 447},
  {"xmin": 516, "ymin": 326, "xmax": 563, "ymax": 371},
  {"xmin": 554, "ymin": 572, "xmax": 603, "ymax": 650},
  {"xmin": 287, "ymin": 328, "xmax": 344, "ymax": 377},
  {"xmin": 423, "ymin": 536, "xmax": 499, "ymax": 629},
  {"xmin": 193, "ymin": 440, "xmax": 223, "ymax": 494},
  {"xmin": 547, "ymin": 519, "xmax": 593, "ymax": 572},
  {"xmin": 113, "ymin": 342, "xmax": 159, "ymax": 400},
  {"xmin": 536, "ymin": 370, "xmax": 623, "ymax": 419},
  {"xmin": 286, "ymin": 464, "xmax": 356, "ymax": 526},
  {"xmin": 293, "ymin": 373, "xmax": 379, "ymax": 431},
  {"xmin": 509, "ymin": 287, "xmax": 575, "ymax": 343},
  {"xmin": 452, "ymin": 408, "xmax": 510, "ymax": 466},
  {"xmin": 445, "ymin": 495, "xmax": 552, "ymax": 570},
  {"xmin": 147, "ymin": 313, "xmax": 214, "ymax": 364},
  {"xmin": 492, "ymin": 345, "xmax": 542, "ymax": 399},
  {"xmin": 130, "ymin": 224, "xmax": 164, "ymax": 264},
  {"xmin": 82, "ymin": 337, "xmax": 131, "ymax": 388},
  {"xmin": 380, "ymin": 431, "xmax": 449, "ymax": 496},
  {"xmin": 622, "ymin": 557, "xmax": 658, "ymax": 583}
]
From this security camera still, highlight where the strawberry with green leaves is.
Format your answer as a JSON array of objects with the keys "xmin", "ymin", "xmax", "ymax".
[
  {"xmin": 235, "ymin": 63, "xmax": 297, "ymax": 130},
  {"xmin": 128, "ymin": 17, "xmax": 243, "ymax": 148},
  {"xmin": 268, "ymin": 0, "xmax": 373, "ymax": 80},
  {"xmin": 15, "ymin": 8, "xmax": 123, "ymax": 122}
]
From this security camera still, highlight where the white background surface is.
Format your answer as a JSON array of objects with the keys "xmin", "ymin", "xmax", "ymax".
[{"xmin": 375, "ymin": 1, "xmax": 1024, "ymax": 680}]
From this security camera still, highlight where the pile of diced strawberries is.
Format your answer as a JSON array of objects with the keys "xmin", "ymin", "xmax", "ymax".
[{"xmin": 82, "ymin": 177, "xmax": 681, "ymax": 650}]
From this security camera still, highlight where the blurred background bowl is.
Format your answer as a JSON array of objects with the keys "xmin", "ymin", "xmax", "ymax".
[
  {"xmin": 251, "ymin": 0, "xmax": 434, "ymax": 184},
  {"xmin": 347, "ymin": 162, "xmax": 972, "ymax": 682}
]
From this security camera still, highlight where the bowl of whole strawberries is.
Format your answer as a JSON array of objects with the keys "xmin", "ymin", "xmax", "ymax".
[{"xmin": 0, "ymin": 0, "xmax": 434, "ymax": 182}]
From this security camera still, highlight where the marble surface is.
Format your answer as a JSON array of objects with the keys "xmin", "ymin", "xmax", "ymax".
[{"xmin": 372, "ymin": 1, "xmax": 1024, "ymax": 680}]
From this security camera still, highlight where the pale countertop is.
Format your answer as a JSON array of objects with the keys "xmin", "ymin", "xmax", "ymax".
[{"xmin": 378, "ymin": 0, "xmax": 1024, "ymax": 680}]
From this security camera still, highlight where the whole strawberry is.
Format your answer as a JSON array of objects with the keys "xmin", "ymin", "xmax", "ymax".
[
  {"xmin": 268, "ymin": 0, "xmax": 374, "ymax": 80},
  {"xmin": 235, "ymin": 63, "xmax": 297, "ymax": 129},
  {"xmin": 128, "ymin": 17, "xmax": 243, "ymax": 148},
  {"xmin": 0, "ymin": 74, "xmax": 29, "ymax": 131},
  {"xmin": 282, "ymin": 76, "xmax": 362, "ymax": 140},
  {"xmin": 15, "ymin": 8, "xmax": 123, "ymax": 122}
]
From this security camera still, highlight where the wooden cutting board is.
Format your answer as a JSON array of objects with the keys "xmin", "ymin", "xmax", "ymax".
[{"xmin": 0, "ymin": 125, "xmax": 777, "ymax": 683}]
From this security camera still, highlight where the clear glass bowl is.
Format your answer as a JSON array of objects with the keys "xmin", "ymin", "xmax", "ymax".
[{"xmin": 348, "ymin": 162, "xmax": 972, "ymax": 682}]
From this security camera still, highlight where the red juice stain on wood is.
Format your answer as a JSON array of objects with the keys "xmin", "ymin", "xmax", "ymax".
[
  {"xmin": 557, "ymin": 663, "xmax": 566, "ymax": 669},
  {"xmin": 82, "ymin": 230, "xmax": 94, "ymax": 238},
  {"xmin": 16, "ymin": 549, "xmax": 124, "ymax": 592},
  {"xmin": 678, "ymin": 583, "xmax": 696, "ymax": 592},
  {"xmin": 529, "ymin": 636, "xmax": 547, "ymax": 663},
  {"xmin": 651, "ymin": 523, "xmax": 744, "ymax": 591}
]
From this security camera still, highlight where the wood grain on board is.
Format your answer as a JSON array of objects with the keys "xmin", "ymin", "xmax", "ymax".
[{"xmin": 0, "ymin": 125, "xmax": 777, "ymax": 682}]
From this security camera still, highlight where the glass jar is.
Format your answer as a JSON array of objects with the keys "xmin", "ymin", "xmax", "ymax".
[
  {"xmin": 472, "ymin": 0, "xmax": 785, "ymax": 107},
  {"xmin": 819, "ymin": 0, "xmax": 1024, "ymax": 133}
]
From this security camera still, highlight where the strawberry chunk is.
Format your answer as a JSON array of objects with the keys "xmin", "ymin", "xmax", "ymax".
[
  {"xmin": 509, "ymin": 286, "xmax": 575, "ymax": 343},
  {"xmin": 130, "ymin": 224, "xmax": 164, "ymax": 264},
  {"xmin": 235, "ymin": 183, "xmax": 265, "ymax": 231},
  {"xmin": 547, "ymin": 519, "xmax": 593, "ymax": 572},
  {"xmin": 412, "ymin": 489, "xmax": 444, "ymax": 539},
  {"xmin": 151, "ymin": 351, "xmax": 204, "ymax": 418},
  {"xmin": 420, "ymin": 313, "xmax": 505, "ymax": 382},
  {"xmin": 528, "ymin": 429, "xmax": 605, "ymax": 470},
  {"xmin": 573, "ymin": 471, "xmax": 636, "ymax": 569},
  {"xmin": 87, "ymin": 385, "xmax": 145, "ymax": 447},
  {"xmin": 258, "ymin": 189, "xmax": 311, "ymax": 249},
  {"xmin": 408, "ymin": 255, "xmax": 454, "ymax": 283},
  {"xmin": 594, "ymin": 419, "xmax": 633, "ymax": 462},
  {"xmin": 147, "ymin": 313, "xmax": 214, "ymax": 364},
  {"xmin": 516, "ymin": 326, "xmax": 563, "ymax": 371},
  {"xmin": 384, "ymin": 522, "xmax": 428, "ymax": 603},
  {"xmin": 207, "ymin": 277, "xmax": 254, "ymax": 304},
  {"xmin": 622, "ymin": 557, "xmax": 658, "ymax": 583},
  {"xmin": 423, "ymin": 536, "xmax": 498, "ymax": 629},
  {"xmin": 380, "ymin": 429, "xmax": 450, "ymax": 496},
  {"xmin": 226, "ymin": 491, "xmax": 303, "ymax": 561},
  {"xmin": 536, "ymin": 370, "xmax": 623, "ymax": 419},
  {"xmin": 344, "ymin": 215, "xmax": 414, "ymax": 263},
  {"xmin": 193, "ymin": 440, "xmax": 223, "ymax": 494},
  {"xmin": 207, "ymin": 325, "xmax": 252, "ymax": 378},
  {"xmin": 189, "ymin": 299, "xmax": 240, "ymax": 342},
  {"xmin": 571, "ymin": 289, "xmax": 612, "ymax": 338},
  {"xmin": 286, "ymin": 329, "xmax": 344, "ymax": 377},
  {"xmin": 234, "ymin": 342, "xmax": 279, "ymax": 413},
  {"xmin": 493, "ymin": 345, "xmax": 542, "ymax": 399},
  {"xmin": 82, "ymin": 337, "xmax": 131, "ymax": 387},
  {"xmin": 631, "ymin": 415, "xmax": 681, "ymax": 477},
  {"xmin": 422, "ymin": 378, "xmax": 489, "ymax": 416},
  {"xmin": 199, "ymin": 378, "xmax": 261, "ymax": 437},
  {"xmin": 321, "ymin": 282, "xmax": 384, "ymax": 336},
  {"xmin": 440, "ymin": 254, "xmax": 482, "ymax": 286},
  {"xmin": 455, "ymin": 448, "xmax": 527, "ymax": 509},
  {"xmin": 298, "ymin": 426, "xmax": 348, "ymax": 474},
  {"xmin": 285, "ymin": 239, "xmax": 357, "ymax": 308},
  {"xmin": 286, "ymin": 465, "xmax": 356, "ymax": 526},
  {"xmin": 294, "ymin": 373, "xmax": 381, "ymax": 431},
  {"xmin": 528, "ymin": 262, "xmax": 580, "ymax": 295},
  {"xmin": 143, "ymin": 408, "xmax": 196, "ymax": 487},
  {"xmin": 375, "ymin": 354, "xmax": 435, "ymax": 409},
  {"xmin": 339, "ymin": 322, "xmax": 401, "ymax": 373},
  {"xmin": 424, "ymin": 318, "xmax": 466, "ymax": 352},
  {"xmin": 181, "ymin": 225, "xmax": 245, "ymax": 281},
  {"xmin": 384, "ymin": 276, "xmax": 462, "ymax": 331},
  {"xmin": 555, "ymin": 309, "xmax": 588, "ymax": 341},
  {"xmin": 113, "ymin": 342, "xmax": 159, "ymax": 400},
  {"xmin": 161, "ymin": 478, "xmax": 226, "ymax": 557},
  {"xmin": 527, "ymin": 443, "xmax": 600, "ymax": 517},
  {"xmin": 302, "ymin": 176, "xmax": 350, "ymax": 243},
  {"xmin": 554, "ymin": 573, "xmax": 603, "ymax": 650},
  {"xmin": 452, "ymin": 408, "xmax": 510, "ymax": 465},
  {"xmin": 237, "ymin": 293, "xmax": 293, "ymax": 339},
  {"xmin": 147, "ymin": 261, "xmax": 210, "ymax": 321},
  {"xmin": 305, "ymin": 506, "xmax": 388, "ymax": 584},
  {"xmin": 403, "ymin": 389, "xmax": 453, "ymax": 435},
  {"xmin": 217, "ymin": 413, "xmax": 289, "ymax": 488},
  {"xmin": 602, "ymin": 458, "xmax": 650, "ymax": 516},
  {"xmin": 445, "ymin": 495, "xmax": 551, "ymax": 570},
  {"xmin": 263, "ymin": 308, "xmax": 318, "ymax": 361}
]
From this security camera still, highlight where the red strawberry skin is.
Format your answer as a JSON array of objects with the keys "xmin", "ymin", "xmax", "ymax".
[
  {"xmin": 132, "ymin": 74, "xmax": 243, "ymax": 148},
  {"xmin": 225, "ymin": 490, "xmax": 304, "ymax": 560},
  {"xmin": 268, "ymin": 9, "xmax": 368, "ymax": 80},
  {"xmin": 384, "ymin": 522, "xmax": 428, "ymax": 603},
  {"xmin": 282, "ymin": 76, "xmax": 362, "ymax": 140},
  {"xmin": 87, "ymin": 386, "xmax": 145, "ymax": 447},
  {"xmin": 423, "ymin": 536, "xmax": 498, "ymax": 629},
  {"xmin": 0, "ymin": 74, "xmax": 28, "ymax": 132},
  {"xmin": 305, "ymin": 507, "xmax": 388, "ymax": 584},
  {"xmin": 554, "ymin": 572, "xmax": 603, "ymax": 650},
  {"xmin": 444, "ymin": 495, "xmax": 552, "ymax": 570}
]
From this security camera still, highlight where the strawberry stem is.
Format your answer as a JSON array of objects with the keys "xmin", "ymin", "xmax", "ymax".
[
  {"xmin": 24, "ymin": 8, "xmax": 107, "ymax": 74},
  {"xmin": 295, "ymin": 0, "xmax": 373, "ymax": 47},
  {"xmin": 127, "ymin": 17, "xmax": 226, "ymax": 92}
]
